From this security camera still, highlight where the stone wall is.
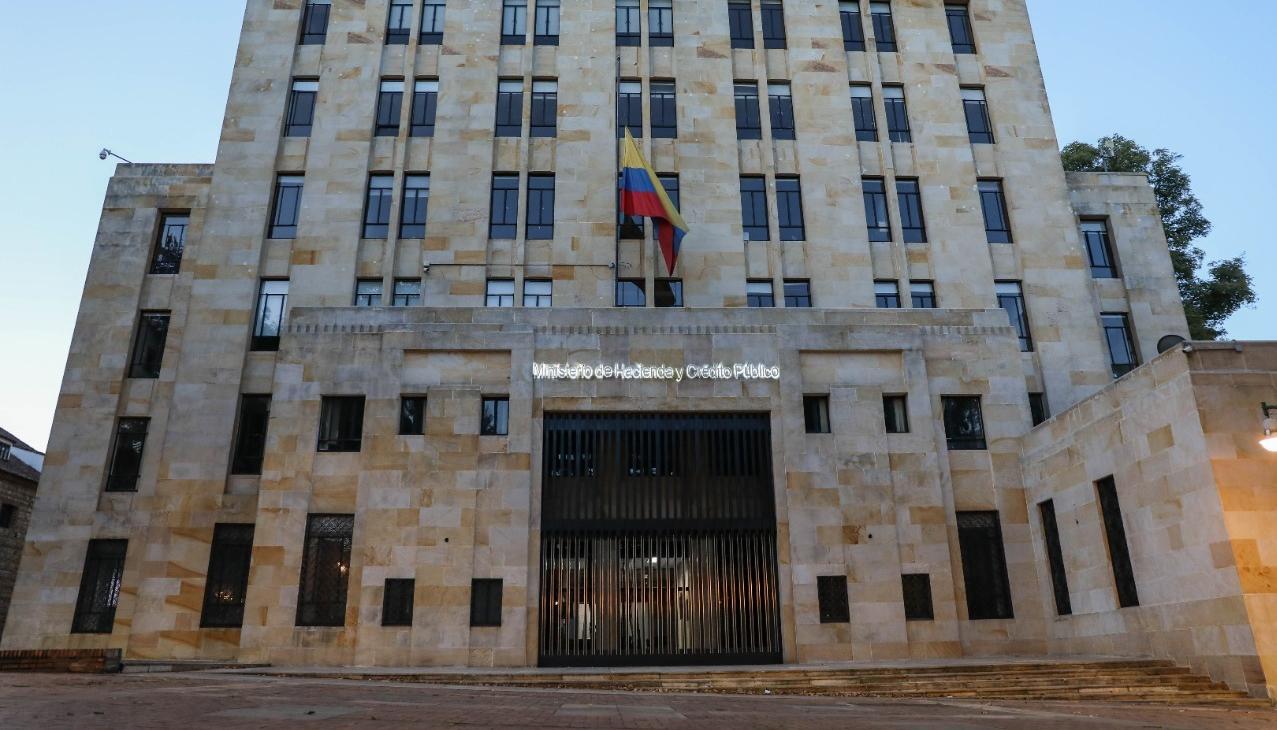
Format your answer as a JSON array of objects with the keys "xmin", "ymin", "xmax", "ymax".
[{"xmin": 0, "ymin": 472, "xmax": 37, "ymax": 641}]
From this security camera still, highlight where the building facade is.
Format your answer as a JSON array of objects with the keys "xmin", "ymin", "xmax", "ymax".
[
  {"xmin": 5, "ymin": 0, "xmax": 1275, "ymax": 700},
  {"xmin": 0, "ymin": 427, "xmax": 42, "ymax": 642}
]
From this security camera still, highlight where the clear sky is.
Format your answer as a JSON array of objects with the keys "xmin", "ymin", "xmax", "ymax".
[{"xmin": 0, "ymin": 1, "xmax": 1271, "ymax": 451}]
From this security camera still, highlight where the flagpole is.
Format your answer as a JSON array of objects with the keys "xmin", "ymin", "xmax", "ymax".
[{"xmin": 614, "ymin": 54, "xmax": 621, "ymax": 298}]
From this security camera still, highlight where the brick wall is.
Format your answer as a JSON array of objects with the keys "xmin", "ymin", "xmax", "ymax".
[{"xmin": 0, "ymin": 649, "xmax": 122, "ymax": 673}]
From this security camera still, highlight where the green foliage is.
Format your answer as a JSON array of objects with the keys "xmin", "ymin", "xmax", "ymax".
[{"xmin": 1060, "ymin": 134, "xmax": 1255, "ymax": 339}]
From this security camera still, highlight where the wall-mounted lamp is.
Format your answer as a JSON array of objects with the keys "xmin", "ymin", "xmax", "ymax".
[
  {"xmin": 98, "ymin": 148, "xmax": 133, "ymax": 164},
  {"xmin": 1261, "ymin": 403, "xmax": 1277, "ymax": 453}
]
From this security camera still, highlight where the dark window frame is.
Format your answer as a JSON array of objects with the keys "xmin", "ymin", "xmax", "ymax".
[
  {"xmin": 317, "ymin": 396, "xmax": 366, "ymax": 453},
  {"xmin": 945, "ymin": 3, "xmax": 977, "ymax": 54},
  {"xmin": 71, "ymin": 539, "xmax": 128, "ymax": 634},
  {"xmin": 252, "ymin": 279, "xmax": 288, "ymax": 352},
  {"xmin": 963, "ymin": 88, "xmax": 995, "ymax": 144},
  {"xmin": 1029, "ymin": 392, "xmax": 1050, "ymax": 427},
  {"xmin": 200, "ymin": 523, "xmax": 255, "ymax": 628},
  {"xmin": 615, "ymin": 278, "xmax": 646, "ymax": 307},
  {"xmin": 526, "ymin": 173, "xmax": 556, "ymax": 240},
  {"xmin": 617, "ymin": 80, "xmax": 643, "ymax": 138},
  {"xmin": 269, "ymin": 175, "xmax": 305, "ymax": 239},
  {"xmin": 128, "ymin": 311, "xmax": 170, "ymax": 379},
  {"xmin": 375, "ymin": 80, "xmax": 405, "ymax": 137},
  {"xmin": 295, "ymin": 514, "xmax": 355, "ymax": 627},
  {"xmin": 902, "ymin": 573, "xmax": 934, "ymax": 621},
  {"xmin": 870, "ymin": 2, "xmax": 897, "ymax": 52},
  {"xmin": 105, "ymin": 417, "xmax": 149, "ymax": 492},
  {"xmin": 400, "ymin": 174, "xmax": 430, "ymax": 239},
  {"xmin": 383, "ymin": 578, "xmax": 416, "ymax": 626},
  {"xmin": 883, "ymin": 394, "xmax": 909, "ymax": 434},
  {"xmin": 534, "ymin": 0, "xmax": 560, "ymax": 45},
  {"xmin": 783, "ymin": 279, "xmax": 811, "ymax": 308},
  {"xmin": 942, "ymin": 395, "xmax": 987, "ymax": 450},
  {"xmin": 284, "ymin": 79, "xmax": 318, "ymax": 138},
  {"xmin": 996, "ymin": 280, "xmax": 1034, "ymax": 352},
  {"xmin": 734, "ymin": 82, "xmax": 762, "ymax": 140},
  {"xmin": 410, "ymin": 80, "xmax": 439, "ymax": 137},
  {"xmin": 363, "ymin": 174, "xmax": 395, "ymax": 238},
  {"xmin": 616, "ymin": 0, "xmax": 642, "ymax": 46},
  {"xmin": 470, "ymin": 578, "xmax": 504, "ymax": 627},
  {"xmin": 149, "ymin": 212, "xmax": 190, "ymax": 274},
  {"xmin": 489, "ymin": 174, "xmax": 520, "ymax": 239},
  {"xmin": 1082, "ymin": 219, "xmax": 1119, "ymax": 279},
  {"xmin": 231, "ymin": 394, "xmax": 272, "ymax": 475},
  {"xmin": 768, "ymin": 83, "xmax": 795, "ymax": 140},
  {"xmin": 648, "ymin": 0, "xmax": 674, "ymax": 46},
  {"xmin": 910, "ymin": 280, "xmax": 936, "ymax": 308},
  {"xmin": 956, "ymin": 511, "xmax": 1014, "ymax": 620},
  {"xmin": 495, "ymin": 79, "xmax": 524, "ymax": 138},
  {"xmin": 1102, "ymin": 313, "xmax": 1139, "ymax": 378},
  {"xmin": 654, "ymin": 278, "xmax": 683, "ymax": 308},
  {"xmin": 420, "ymin": 0, "xmax": 446, "ymax": 44},
  {"xmin": 841, "ymin": 2, "xmax": 865, "ymax": 51},
  {"xmin": 896, "ymin": 178, "xmax": 926, "ymax": 243},
  {"xmin": 804, "ymin": 395, "xmax": 831, "ymax": 435},
  {"xmin": 386, "ymin": 0, "xmax": 414, "ymax": 44},
  {"xmin": 862, "ymin": 177, "xmax": 891, "ymax": 242},
  {"xmin": 1039, "ymin": 499, "xmax": 1072, "ymax": 616},
  {"xmin": 978, "ymin": 179, "xmax": 1012, "ymax": 243},
  {"xmin": 776, "ymin": 176, "xmax": 805, "ymax": 240},
  {"xmin": 299, "ymin": 0, "xmax": 331, "ymax": 45},
  {"xmin": 817, "ymin": 575, "xmax": 851, "ymax": 623},
  {"xmin": 728, "ymin": 1, "xmax": 754, "ymax": 49},
  {"xmin": 883, "ymin": 86, "xmax": 911, "ymax": 143},
  {"xmin": 875, "ymin": 280, "xmax": 901, "ymax": 309},
  {"xmin": 747, "ymin": 279, "xmax": 775, "ymax": 308},
  {"xmin": 399, "ymin": 396, "xmax": 426, "ymax": 436},
  {"xmin": 740, "ymin": 176, "xmax": 769, "ymax": 241},
  {"xmin": 501, "ymin": 0, "xmax": 528, "ymax": 45},
  {"xmin": 1097, "ymin": 476, "xmax": 1140, "ymax": 608},
  {"xmin": 761, "ymin": 1, "xmax": 787, "ymax": 49},
  {"xmin": 850, "ymin": 85, "xmax": 878, "ymax": 142},
  {"xmin": 650, "ymin": 82, "xmax": 677, "ymax": 139},
  {"xmin": 530, "ymin": 80, "xmax": 558, "ymax": 138},
  {"xmin": 393, "ymin": 278, "xmax": 422, "ymax": 307},
  {"xmin": 481, "ymin": 396, "xmax": 510, "ymax": 436}
]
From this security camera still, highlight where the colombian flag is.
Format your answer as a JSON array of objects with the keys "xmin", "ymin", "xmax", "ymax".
[{"xmin": 620, "ymin": 129, "xmax": 689, "ymax": 274}]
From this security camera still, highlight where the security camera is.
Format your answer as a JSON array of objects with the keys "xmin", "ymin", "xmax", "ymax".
[{"xmin": 99, "ymin": 149, "xmax": 110, "ymax": 160}]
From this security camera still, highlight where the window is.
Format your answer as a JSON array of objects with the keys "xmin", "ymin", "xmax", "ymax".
[
  {"xmin": 200, "ymin": 524, "xmax": 255, "ymax": 628},
  {"xmin": 285, "ymin": 80, "xmax": 318, "ymax": 137},
  {"xmin": 649, "ymin": 0, "xmax": 673, "ymax": 45},
  {"xmin": 375, "ymin": 80, "xmax": 404, "ymax": 137},
  {"xmin": 128, "ymin": 312, "xmax": 170, "ymax": 379},
  {"xmin": 650, "ymin": 82, "xmax": 677, "ymax": 138},
  {"xmin": 804, "ymin": 395, "xmax": 831, "ymax": 434},
  {"xmin": 761, "ymin": 1, "xmax": 786, "ymax": 49},
  {"xmin": 495, "ymin": 80, "xmax": 523, "ymax": 137},
  {"xmin": 486, "ymin": 279, "xmax": 516, "ymax": 307},
  {"xmin": 252, "ymin": 279, "xmax": 288, "ymax": 351},
  {"xmin": 615, "ymin": 279, "xmax": 646, "ymax": 307},
  {"xmin": 895, "ymin": 179, "xmax": 926, "ymax": 243},
  {"xmin": 317, "ymin": 396, "xmax": 365, "ymax": 452},
  {"xmin": 946, "ymin": 3, "xmax": 976, "ymax": 54},
  {"xmin": 850, "ymin": 85, "xmax": 877, "ymax": 142},
  {"xmin": 1102, "ymin": 313, "xmax": 1138, "ymax": 377},
  {"xmin": 410, "ymin": 80, "xmax": 438, "ymax": 137},
  {"xmin": 1081, "ymin": 221, "xmax": 1118, "ymax": 278},
  {"xmin": 870, "ymin": 2, "xmax": 896, "ymax": 52},
  {"xmin": 734, "ymin": 83, "xmax": 762, "ymax": 140},
  {"xmin": 747, "ymin": 280, "xmax": 775, "ymax": 308},
  {"xmin": 421, "ymin": 0, "xmax": 445, "ymax": 44},
  {"xmin": 105, "ymin": 418, "xmax": 148, "ymax": 492},
  {"xmin": 300, "ymin": 0, "xmax": 331, "ymax": 45},
  {"xmin": 387, "ymin": 0, "xmax": 413, "ymax": 44},
  {"xmin": 658, "ymin": 174, "xmax": 680, "ymax": 214},
  {"xmin": 1029, "ymin": 392, "xmax": 1050, "ymax": 426},
  {"xmin": 883, "ymin": 86, "xmax": 911, "ymax": 142},
  {"xmin": 874, "ymin": 280, "xmax": 901, "ymax": 308},
  {"xmin": 231, "ymin": 394, "xmax": 271, "ymax": 475},
  {"xmin": 534, "ymin": 0, "xmax": 560, "ymax": 45},
  {"xmin": 616, "ymin": 0, "xmax": 641, "ymax": 46},
  {"xmin": 902, "ymin": 574, "xmax": 934, "ymax": 620},
  {"xmin": 1039, "ymin": 500, "xmax": 1072, "ymax": 616},
  {"xmin": 776, "ymin": 177, "xmax": 805, "ymax": 240},
  {"xmin": 996, "ymin": 281, "xmax": 1033, "ymax": 352},
  {"xmin": 617, "ymin": 174, "xmax": 644, "ymax": 239},
  {"xmin": 383, "ymin": 578, "xmax": 415, "ymax": 626},
  {"xmin": 399, "ymin": 396, "xmax": 426, "ymax": 436},
  {"xmin": 728, "ymin": 1, "xmax": 754, "ymax": 49},
  {"xmin": 654, "ymin": 279, "xmax": 683, "ymax": 307},
  {"xmin": 978, "ymin": 179, "xmax": 1012, "ymax": 243},
  {"xmin": 956, "ymin": 511, "xmax": 1014, "ymax": 620},
  {"xmin": 617, "ymin": 81, "xmax": 643, "ymax": 137},
  {"xmin": 296, "ymin": 514, "xmax": 354, "ymax": 627},
  {"xmin": 530, "ymin": 80, "xmax": 557, "ymax": 137},
  {"xmin": 363, "ymin": 174, "xmax": 394, "ymax": 238},
  {"xmin": 0, "ymin": 503, "xmax": 13, "ymax": 529},
  {"xmin": 71, "ymin": 539, "xmax": 127, "ymax": 634},
  {"xmin": 910, "ymin": 280, "xmax": 936, "ymax": 308},
  {"xmin": 883, "ymin": 394, "xmax": 909, "ymax": 434},
  {"xmin": 470, "ymin": 578, "xmax": 503, "ymax": 626},
  {"xmin": 269, "ymin": 175, "xmax": 304, "ymax": 239},
  {"xmin": 149, "ymin": 213, "xmax": 189, "ymax": 274},
  {"xmin": 740, "ymin": 176, "xmax": 769, "ymax": 241},
  {"xmin": 962, "ymin": 87, "xmax": 994, "ymax": 143},
  {"xmin": 354, "ymin": 279, "xmax": 383, "ymax": 307},
  {"xmin": 784, "ymin": 279, "xmax": 811, "ymax": 308},
  {"xmin": 399, "ymin": 174, "xmax": 430, "ymax": 239},
  {"xmin": 501, "ymin": 0, "xmax": 527, "ymax": 44},
  {"xmin": 942, "ymin": 395, "xmax": 986, "ymax": 450},
  {"xmin": 393, "ymin": 279, "xmax": 422, "ymax": 307},
  {"xmin": 840, "ymin": 1, "xmax": 865, "ymax": 51},
  {"xmin": 1097, "ymin": 476, "xmax": 1139, "ymax": 608},
  {"xmin": 0, "ymin": 443, "xmax": 8, "ymax": 462},
  {"xmin": 862, "ymin": 178, "xmax": 891, "ymax": 242},
  {"xmin": 490, "ymin": 174, "xmax": 519, "ymax": 238},
  {"xmin": 481, "ymin": 397, "xmax": 510, "ymax": 436},
  {"xmin": 768, "ymin": 82, "xmax": 795, "ymax": 140},
  {"xmin": 817, "ymin": 575, "xmax": 850, "ymax": 623},
  {"xmin": 524, "ymin": 279, "xmax": 552, "ymax": 307},
  {"xmin": 526, "ymin": 174, "xmax": 555, "ymax": 240}
]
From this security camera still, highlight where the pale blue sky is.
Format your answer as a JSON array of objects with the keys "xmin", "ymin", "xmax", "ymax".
[{"xmin": 0, "ymin": 1, "xmax": 1271, "ymax": 450}]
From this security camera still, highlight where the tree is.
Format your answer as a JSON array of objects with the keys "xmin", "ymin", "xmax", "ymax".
[{"xmin": 1060, "ymin": 134, "xmax": 1255, "ymax": 340}]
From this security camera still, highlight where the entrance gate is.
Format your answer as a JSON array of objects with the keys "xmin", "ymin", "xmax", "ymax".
[{"xmin": 538, "ymin": 413, "xmax": 783, "ymax": 666}]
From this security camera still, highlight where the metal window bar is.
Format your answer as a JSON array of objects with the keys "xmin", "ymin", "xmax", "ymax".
[
  {"xmin": 295, "ymin": 514, "xmax": 355, "ymax": 627},
  {"xmin": 956, "ymin": 511, "xmax": 1014, "ymax": 620},
  {"xmin": 72, "ymin": 539, "xmax": 128, "ymax": 634}
]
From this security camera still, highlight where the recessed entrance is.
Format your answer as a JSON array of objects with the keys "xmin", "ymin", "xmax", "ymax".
[{"xmin": 538, "ymin": 413, "xmax": 782, "ymax": 667}]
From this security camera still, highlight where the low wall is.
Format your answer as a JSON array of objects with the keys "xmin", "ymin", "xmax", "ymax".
[{"xmin": 0, "ymin": 648, "xmax": 122, "ymax": 673}]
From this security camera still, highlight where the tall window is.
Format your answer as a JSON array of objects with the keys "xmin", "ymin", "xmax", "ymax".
[
  {"xmin": 1082, "ymin": 220, "xmax": 1118, "ymax": 278},
  {"xmin": 740, "ymin": 176, "xmax": 769, "ymax": 241},
  {"xmin": 768, "ymin": 82, "xmax": 795, "ymax": 140},
  {"xmin": 421, "ymin": 0, "xmax": 445, "ymax": 44},
  {"xmin": 734, "ymin": 83, "xmax": 762, "ymax": 140},
  {"xmin": 840, "ymin": 1, "xmax": 865, "ymax": 51},
  {"xmin": 649, "ymin": 0, "xmax": 674, "ymax": 45},
  {"xmin": 252, "ymin": 279, "xmax": 288, "ymax": 351},
  {"xmin": 874, "ymin": 280, "xmax": 901, "ymax": 309},
  {"xmin": 393, "ymin": 279, "xmax": 422, "ymax": 307},
  {"xmin": 470, "ymin": 578, "xmax": 504, "ymax": 626},
  {"xmin": 285, "ymin": 80, "xmax": 318, "ymax": 137},
  {"xmin": 150, "ymin": 213, "xmax": 189, "ymax": 274},
  {"xmin": 105, "ymin": 417, "xmax": 149, "ymax": 492},
  {"xmin": 883, "ymin": 394, "xmax": 909, "ymax": 434},
  {"xmin": 410, "ymin": 80, "xmax": 438, "ymax": 137},
  {"xmin": 526, "ymin": 174, "xmax": 555, "ymax": 240},
  {"xmin": 71, "ymin": 539, "xmax": 128, "ymax": 634},
  {"xmin": 383, "ymin": 579, "xmax": 415, "ymax": 626},
  {"xmin": 481, "ymin": 397, "xmax": 510, "ymax": 436},
  {"xmin": 747, "ymin": 280, "xmax": 775, "ymax": 308},
  {"xmin": 650, "ymin": 82, "xmax": 677, "ymax": 138},
  {"xmin": 655, "ymin": 279, "xmax": 683, "ymax": 307},
  {"xmin": 617, "ymin": 81, "xmax": 643, "ymax": 137},
  {"xmin": 317, "ymin": 396, "xmax": 365, "ymax": 452},
  {"xmin": 776, "ymin": 177, "xmax": 805, "ymax": 240},
  {"xmin": 896, "ymin": 179, "xmax": 926, "ymax": 242},
  {"xmin": 1029, "ymin": 392, "xmax": 1050, "ymax": 426},
  {"xmin": 534, "ymin": 0, "xmax": 560, "ymax": 45},
  {"xmin": 1096, "ymin": 476, "xmax": 1140, "ymax": 608},
  {"xmin": 902, "ymin": 574, "xmax": 934, "ymax": 621},
  {"xmin": 486, "ymin": 279, "xmax": 515, "ymax": 307},
  {"xmin": 761, "ymin": 1, "xmax": 786, "ymax": 49},
  {"xmin": 946, "ymin": 3, "xmax": 976, "ymax": 54},
  {"xmin": 910, "ymin": 280, "xmax": 936, "ymax": 308},
  {"xmin": 400, "ymin": 174, "xmax": 430, "ymax": 239},
  {"xmin": 962, "ymin": 87, "xmax": 994, "ymax": 143},
  {"xmin": 200, "ymin": 524, "xmax": 255, "ymax": 628},
  {"xmin": 524, "ymin": 279, "xmax": 552, "ymax": 307},
  {"xmin": 269, "ymin": 175, "xmax": 304, "ymax": 239},
  {"xmin": 658, "ymin": 174, "xmax": 680, "ymax": 217},
  {"xmin": 128, "ymin": 312, "xmax": 170, "ymax": 379},
  {"xmin": 615, "ymin": 279, "xmax": 646, "ymax": 307},
  {"xmin": 883, "ymin": 86, "xmax": 911, "ymax": 142},
  {"xmin": 363, "ymin": 174, "xmax": 394, "ymax": 238},
  {"xmin": 399, "ymin": 396, "xmax": 426, "ymax": 435},
  {"xmin": 956, "ymin": 511, "xmax": 1014, "ymax": 620},
  {"xmin": 870, "ymin": 2, "xmax": 896, "ymax": 52},
  {"xmin": 784, "ymin": 279, "xmax": 812, "ymax": 308},
  {"xmin": 804, "ymin": 395, "xmax": 831, "ymax": 434},
  {"xmin": 230, "ymin": 394, "xmax": 271, "ymax": 475},
  {"xmin": 501, "ymin": 0, "xmax": 527, "ymax": 44},
  {"xmin": 387, "ymin": 0, "xmax": 414, "ymax": 44},
  {"xmin": 375, "ymin": 80, "xmax": 404, "ymax": 137},
  {"xmin": 850, "ymin": 85, "xmax": 877, "ymax": 142},
  {"xmin": 618, "ymin": 174, "xmax": 644, "ymax": 239},
  {"xmin": 1039, "ymin": 499, "xmax": 1072, "ymax": 616},
  {"xmin": 490, "ymin": 174, "xmax": 520, "ymax": 238},
  {"xmin": 996, "ymin": 281, "xmax": 1033, "ymax": 352},
  {"xmin": 616, "ymin": 0, "xmax": 641, "ymax": 46},
  {"xmin": 530, "ymin": 80, "xmax": 557, "ymax": 137},
  {"xmin": 728, "ymin": 1, "xmax": 754, "ymax": 49},
  {"xmin": 978, "ymin": 179, "xmax": 1012, "ymax": 243},
  {"xmin": 817, "ymin": 575, "xmax": 850, "ymax": 623},
  {"xmin": 295, "ymin": 514, "xmax": 354, "ymax": 627},
  {"xmin": 941, "ymin": 395, "xmax": 986, "ymax": 450},
  {"xmin": 1102, "ymin": 313, "xmax": 1138, "ymax": 377},
  {"xmin": 300, "ymin": 0, "xmax": 331, "ymax": 45},
  {"xmin": 495, "ymin": 80, "xmax": 523, "ymax": 137},
  {"xmin": 862, "ymin": 177, "xmax": 891, "ymax": 242},
  {"xmin": 354, "ymin": 279, "xmax": 383, "ymax": 307}
]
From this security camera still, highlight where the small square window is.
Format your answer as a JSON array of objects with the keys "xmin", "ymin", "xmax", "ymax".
[
  {"xmin": 804, "ymin": 395, "xmax": 831, "ymax": 434},
  {"xmin": 874, "ymin": 280, "xmax": 901, "ymax": 309},
  {"xmin": 481, "ymin": 397, "xmax": 510, "ymax": 436},
  {"xmin": 615, "ymin": 279, "xmax": 646, "ymax": 307},
  {"xmin": 817, "ymin": 575, "xmax": 850, "ymax": 623},
  {"xmin": 470, "ymin": 578, "xmax": 503, "ymax": 627},
  {"xmin": 400, "ymin": 397, "xmax": 426, "ymax": 436},
  {"xmin": 486, "ymin": 279, "xmax": 516, "ymax": 308},
  {"xmin": 382, "ymin": 578, "xmax": 415, "ymax": 627},
  {"xmin": 942, "ymin": 395, "xmax": 986, "ymax": 450},
  {"xmin": 747, "ymin": 280, "xmax": 774, "ymax": 308},
  {"xmin": 654, "ymin": 279, "xmax": 683, "ymax": 308},
  {"xmin": 318, "ymin": 396, "xmax": 365, "ymax": 452},
  {"xmin": 883, "ymin": 395, "xmax": 909, "ymax": 434}
]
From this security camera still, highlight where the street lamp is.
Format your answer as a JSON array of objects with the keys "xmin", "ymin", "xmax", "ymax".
[{"xmin": 1261, "ymin": 403, "xmax": 1277, "ymax": 453}]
